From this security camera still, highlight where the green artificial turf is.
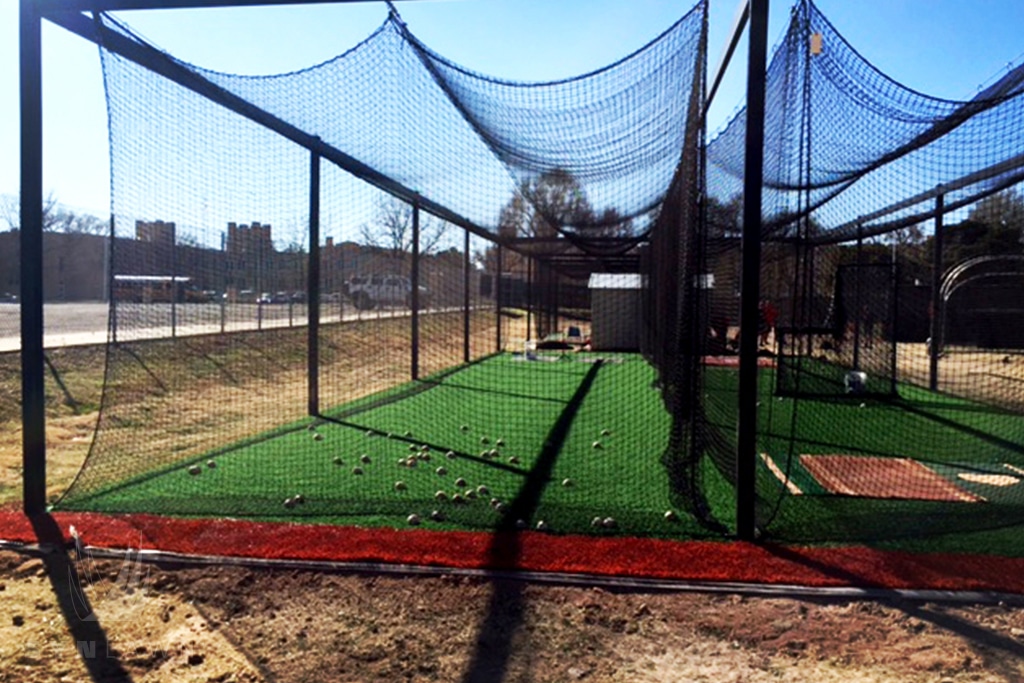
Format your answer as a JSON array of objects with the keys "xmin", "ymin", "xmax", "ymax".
[
  {"xmin": 64, "ymin": 353, "xmax": 731, "ymax": 539},
  {"xmin": 703, "ymin": 365, "xmax": 1024, "ymax": 554}
]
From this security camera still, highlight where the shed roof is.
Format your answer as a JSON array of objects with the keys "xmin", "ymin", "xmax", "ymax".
[{"xmin": 588, "ymin": 273, "xmax": 643, "ymax": 290}]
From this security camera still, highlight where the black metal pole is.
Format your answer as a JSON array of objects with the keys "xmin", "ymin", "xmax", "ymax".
[
  {"xmin": 890, "ymin": 241, "xmax": 899, "ymax": 396},
  {"xmin": 171, "ymin": 223, "xmax": 178, "ymax": 338},
  {"xmin": 110, "ymin": 215, "xmax": 118, "ymax": 344},
  {"xmin": 308, "ymin": 151, "xmax": 321, "ymax": 415},
  {"xmin": 463, "ymin": 229, "xmax": 471, "ymax": 363},
  {"xmin": 20, "ymin": 0, "xmax": 45, "ymax": 515},
  {"xmin": 411, "ymin": 202, "xmax": 420, "ymax": 380},
  {"xmin": 496, "ymin": 244, "xmax": 503, "ymax": 352},
  {"xmin": 736, "ymin": 0, "xmax": 769, "ymax": 542},
  {"xmin": 929, "ymin": 193, "xmax": 944, "ymax": 391},
  {"xmin": 852, "ymin": 226, "xmax": 863, "ymax": 370},
  {"xmin": 526, "ymin": 256, "xmax": 533, "ymax": 342}
]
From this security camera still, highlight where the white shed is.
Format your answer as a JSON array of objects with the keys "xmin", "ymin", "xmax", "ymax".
[{"xmin": 588, "ymin": 273, "xmax": 643, "ymax": 351}]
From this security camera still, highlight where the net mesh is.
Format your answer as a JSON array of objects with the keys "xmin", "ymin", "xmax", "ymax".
[
  {"xmin": 704, "ymin": 0, "xmax": 1024, "ymax": 541},
  {"xmin": 43, "ymin": 0, "xmax": 1024, "ymax": 548},
  {"xmin": 55, "ymin": 2, "xmax": 712, "ymax": 539}
]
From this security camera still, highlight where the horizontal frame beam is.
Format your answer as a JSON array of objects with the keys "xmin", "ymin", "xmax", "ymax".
[
  {"xmin": 38, "ymin": 0, "xmax": 421, "ymax": 15},
  {"xmin": 829, "ymin": 152, "xmax": 1024, "ymax": 238},
  {"xmin": 706, "ymin": 0, "xmax": 749, "ymax": 111},
  {"xmin": 47, "ymin": 9, "xmax": 508, "ymax": 251}
]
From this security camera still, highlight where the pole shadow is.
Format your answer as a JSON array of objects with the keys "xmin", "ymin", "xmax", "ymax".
[
  {"xmin": 28, "ymin": 512, "xmax": 135, "ymax": 682},
  {"xmin": 459, "ymin": 360, "xmax": 603, "ymax": 683}
]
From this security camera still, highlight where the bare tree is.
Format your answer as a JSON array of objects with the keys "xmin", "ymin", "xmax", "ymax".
[
  {"xmin": 1, "ymin": 192, "xmax": 60, "ymax": 232},
  {"xmin": 1, "ymin": 193, "xmax": 106, "ymax": 235},
  {"xmin": 359, "ymin": 197, "xmax": 447, "ymax": 258},
  {"xmin": 48, "ymin": 208, "xmax": 107, "ymax": 235}
]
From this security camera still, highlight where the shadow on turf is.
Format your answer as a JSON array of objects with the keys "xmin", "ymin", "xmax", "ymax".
[
  {"xmin": 459, "ymin": 360, "xmax": 603, "ymax": 683},
  {"xmin": 28, "ymin": 513, "xmax": 136, "ymax": 683}
]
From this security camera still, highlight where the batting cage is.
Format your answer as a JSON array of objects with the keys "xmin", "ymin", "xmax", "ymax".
[
  {"xmin": 703, "ymin": 0, "xmax": 1024, "ymax": 543},
  {"xmin": 40, "ymin": 1, "xmax": 714, "ymax": 538},
  {"xmin": 15, "ymin": 0, "xmax": 1024, "ymax": 552}
]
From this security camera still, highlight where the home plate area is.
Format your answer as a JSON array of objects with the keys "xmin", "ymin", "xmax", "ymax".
[{"xmin": 760, "ymin": 453, "xmax": 1024, "ymax": 503}]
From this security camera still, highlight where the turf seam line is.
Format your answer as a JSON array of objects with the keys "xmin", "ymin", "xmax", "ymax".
[{"xmin": 3, "ymin": 540, "xmax": 1022, "ymax": 606}]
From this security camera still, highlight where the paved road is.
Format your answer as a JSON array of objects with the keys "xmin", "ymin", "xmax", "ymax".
[{"xmin": 0, "ymin": 301, "xmax": 471, "ymax": 353}]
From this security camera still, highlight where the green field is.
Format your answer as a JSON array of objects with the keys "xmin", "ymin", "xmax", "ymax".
[
  {"xmin": 58, "ymin": 350, "xmax": 1024, "ymax": 553},
  {"xmin": 60, "ymin": 353, "xmax": 732, "ymax": 539},
  {"xmin": 703, "ymin": 364, "xmax": 1024, "ymax": 554}
]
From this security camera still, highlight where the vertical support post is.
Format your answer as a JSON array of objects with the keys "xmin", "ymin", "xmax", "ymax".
[
  {"xmin": 852, "ymin": 226, "xmax": 863, "ymax": 370},
  {"xmin": 411, "ymin": 202, "xmax": 420, "ymax": 380},
  {"xmin": 929, "ymin": 193, "xmax": 944, "ymax": 391},
  {"xmin": 20, "ymin": 0, "xmax": 45, "ymax": 514},
  {"xmin": 308, "ymin": 151, "xmax": 321, "ymax": 415},
  {"xmin": 526, "ymin": 256, "xmax": 533, "ymax": 342},
  {"xmin": 463, "ymin": 229, "xmax": 471, "ymax": 363},
  {"xmin": 736, "ymin": 0, "xmax": 769, "ymax": 542},
  {"xmin": 890, "ymin": 240, "xmax": 899, "ymax": 396},
  {"xmin": 495, "ymin": 244, "xmax": 503, "ymax": 352},
  {"xmin": 171, "ymin": 223, "xmax": 177, "ymax": 338},
  {"xmin": 109, "ymin": 215, "xmax": 119, "ymax": 344}
]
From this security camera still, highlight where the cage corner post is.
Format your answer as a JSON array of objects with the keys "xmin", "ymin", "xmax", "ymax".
[
  {"xmin": 308, "ymin": 149, "xmax": 321, "ymax": 416},
  {"xmin": 411, "ymin": 201, "xmax": 420, "ymax": 381},
  {"xmin": 736, "ymin": 0, "xmax": 769, "ymax": 542},
  {"xmin": 929, "ymin": 192, "xmax": 944, "ymax": 391},
  {"xmin": 495, "ymin": 243, "xmax": 503, "ymax": 352},
  {"xmin": 463, "ymin": 228, "xmax": 471, "ymax": 363},
  {"xmin": 20, "ymin": 0, "xmax": 45, "ymax": 515}
]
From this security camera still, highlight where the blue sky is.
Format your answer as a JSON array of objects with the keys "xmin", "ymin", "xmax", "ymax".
[{"xmin": 3, "ymin": 0, "xmax": 1024, "ymax": 219}]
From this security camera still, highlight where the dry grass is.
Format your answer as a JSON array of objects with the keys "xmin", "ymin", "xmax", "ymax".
[{"xmin": 0, "ymin": 311, "xmax": 512, "ymax": 506}]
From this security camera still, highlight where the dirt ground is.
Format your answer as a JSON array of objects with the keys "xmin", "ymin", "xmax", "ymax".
[
  {"xmin": 3, "ymin": 547, "xmax": 1024, "ymax": 682},
  {"xmin": 4, "ymin": 328, "xmax": 1024, "ymax": 681}
]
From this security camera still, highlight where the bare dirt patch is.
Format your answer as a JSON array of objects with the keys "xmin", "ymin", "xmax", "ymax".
[{"xmin": 1, "ymin": 549, "xmax": 1024, "ymax": 682}]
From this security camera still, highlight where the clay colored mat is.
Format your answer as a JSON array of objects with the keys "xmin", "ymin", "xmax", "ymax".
[
  {"xmin": 4, "ymin": 510, "xmax": 1024, "ymax": 594},
  {"xmin": 800, "ymin": 455, "xmax": 979, "ymax": 502}
]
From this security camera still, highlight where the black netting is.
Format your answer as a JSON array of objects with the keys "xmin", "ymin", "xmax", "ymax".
[
  {"xmin": 54, "ymin": 1, "xmax": 713, "ymax": 541},
  {"xmin": 703, "ymin": 0, "xmax": 1024, "ymax": 541}
]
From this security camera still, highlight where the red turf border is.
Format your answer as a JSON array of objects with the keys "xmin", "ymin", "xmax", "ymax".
[{"xmin": 1, "ymin": 511, "xmax": 1022, "ymax": 594}]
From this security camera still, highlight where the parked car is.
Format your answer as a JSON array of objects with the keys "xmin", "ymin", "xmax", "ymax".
[
  {"xmin": 0, "ymin": 292, "xmax": 17, "ymax": 304},
  {"xmin": 344, "ymin": 275, "xmax": 428, "ymax": 311}
]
